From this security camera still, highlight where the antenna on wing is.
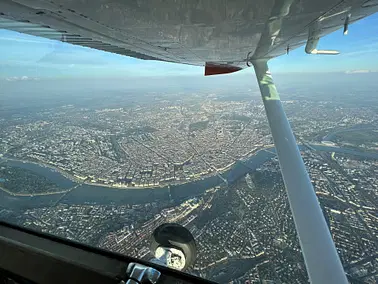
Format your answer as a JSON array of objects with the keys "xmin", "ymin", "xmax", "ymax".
[
  {"xmin": 305, "ymin": 36, "xmax": 339, "ymax": 55},
  {"xmin": 343, "ymin": 14, "xmax": 351, "ymax": 35},
  {"xmin": 305, "ymin": 22, "xmax": 340, "ymax": 55}
]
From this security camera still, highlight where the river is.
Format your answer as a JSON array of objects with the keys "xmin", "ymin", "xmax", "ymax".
[
  {"xmin": 322, "ymin": 125, "xmax": 378, "ymax": 142},
  {"xmin": 1, "ymin": 144, "xmax": 377, "ymax": 210}
]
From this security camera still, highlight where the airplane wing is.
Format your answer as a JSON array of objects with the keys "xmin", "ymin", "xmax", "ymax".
[{"xmin": 1, "ymin": 0, "xmax": 377, "ymax": 69}]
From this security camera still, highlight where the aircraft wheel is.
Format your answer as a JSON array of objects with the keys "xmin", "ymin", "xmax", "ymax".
[{"xmin": 150, "ymin": 223, "xmax": 196, "ymax": 271}]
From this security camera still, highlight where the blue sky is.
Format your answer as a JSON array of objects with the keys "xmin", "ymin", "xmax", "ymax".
[{"xmin": 1, "ymin": 12, "xmax": 378, "ymax": 79}]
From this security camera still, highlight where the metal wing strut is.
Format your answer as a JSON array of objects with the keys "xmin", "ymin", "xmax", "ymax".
[{"xmin": 252, "ymin": 60, "xmax": 348, "ymax": 284}]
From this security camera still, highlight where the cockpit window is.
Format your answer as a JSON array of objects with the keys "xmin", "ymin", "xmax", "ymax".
[{"xmin": 1, "ymin": 11, "xmax": 378, "ymax": 283}]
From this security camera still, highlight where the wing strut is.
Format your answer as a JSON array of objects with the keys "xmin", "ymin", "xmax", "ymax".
[{"xmin": 252, "ymin": 60, "xmax": 348, "ymax": 284}]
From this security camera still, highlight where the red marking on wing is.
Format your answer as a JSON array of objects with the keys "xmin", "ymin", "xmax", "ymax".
[{"xmin": 204, "ymin": 62, "xmax": 243, "ymax": 76}]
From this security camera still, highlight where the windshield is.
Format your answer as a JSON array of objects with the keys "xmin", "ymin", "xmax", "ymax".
[{"xmin": 1, "ymin": 13, "xmax": 378, "ymax": 283}]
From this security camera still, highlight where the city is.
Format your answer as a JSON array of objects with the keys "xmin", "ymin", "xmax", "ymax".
[{"xmin": 0, "ymin": 75, "xmax": 377, "ymax": 283}]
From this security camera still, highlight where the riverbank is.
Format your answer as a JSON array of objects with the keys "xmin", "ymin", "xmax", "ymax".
[
  {"xmin": 0, "ymin": 184, "xmax": 70, "ymax": 197},
  {"xmin": 1, "ymin": 144, "xmax": 378, "ymax": 209},
  {"xmin": 1, "ymin": 146, "xmax": 263, "ymax": 191},
  {"xmin": 1, "ymin": 156, "xmax": 83, "ymax": 184},
  {"xmin": 0, "ymin": 146, "xmax": 274, "ymax": 208}
]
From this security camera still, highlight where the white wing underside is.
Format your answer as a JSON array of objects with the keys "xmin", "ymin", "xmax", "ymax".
[{"xmin": 0, "ymin": 0, "xmax": 377, "ymax": 68}]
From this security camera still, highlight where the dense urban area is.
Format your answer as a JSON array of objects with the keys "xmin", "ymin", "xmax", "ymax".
[{"xmin": 0, "ymin": 76, "xmax": 377, "ymax": 283}]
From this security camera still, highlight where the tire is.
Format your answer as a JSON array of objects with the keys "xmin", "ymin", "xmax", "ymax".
[{"xmin": 150, "ymin": 223, "xmax": 197, "ymax": 270}]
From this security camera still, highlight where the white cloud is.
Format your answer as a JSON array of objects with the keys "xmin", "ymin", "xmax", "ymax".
[
  {"xmin": 345, "ymin": 70, "xmax": 371, "ymax": 74},
  {"xmin": 5, "ymin": 76, "xmax": 39, "ymax": 81}
]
